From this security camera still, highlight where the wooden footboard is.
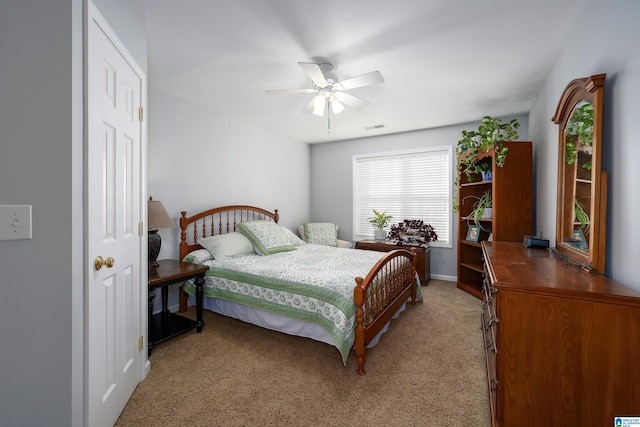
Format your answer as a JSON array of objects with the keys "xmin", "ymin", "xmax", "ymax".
[{"xmin": 354, "ymin": 248, "xmax": 418, "ymax": 375}]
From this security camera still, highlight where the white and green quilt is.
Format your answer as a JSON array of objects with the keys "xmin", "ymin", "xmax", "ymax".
[{"xmin": 182, "ymin": 244, "xmax": 420, "ymax": 363}]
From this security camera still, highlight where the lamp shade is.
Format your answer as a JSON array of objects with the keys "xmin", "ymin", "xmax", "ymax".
[
  {"xmin": 148, "ymin": 199, "xmax": 175, "ymax": 230},
  {"xmin": 147, "ymin": 198, "xmax": 175, "ymax": 268}
]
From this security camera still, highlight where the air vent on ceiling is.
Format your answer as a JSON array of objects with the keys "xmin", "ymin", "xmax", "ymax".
[{"xmin": 365, "ymin": 124, "xmax": 385, "ymax": 130}]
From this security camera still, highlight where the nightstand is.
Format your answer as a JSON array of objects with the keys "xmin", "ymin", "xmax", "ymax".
[
  {"xmin": 147, "ymin": 259, "xmax": 209, "ymax": 355},
  {"xmin": 355, "ymin": 240, "xmax": 431, "ymax": 285}
]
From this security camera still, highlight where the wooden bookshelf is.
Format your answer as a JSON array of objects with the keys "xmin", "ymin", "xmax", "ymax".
[{"xmin": 456, "ymin": 141, "xmax": 533, "ymax": 298}]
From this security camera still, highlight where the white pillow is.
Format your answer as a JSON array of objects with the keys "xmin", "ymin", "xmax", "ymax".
[
  {"xmin": 303, "ymin": 223, "xmax": 338, "ymax": 247},
  {"xmin": 183, "ymin": 248, "xmax": 214, "ymax": 264},
  {"xmin": 337, "ymin": 239, "xmax": 353, "ymax": 249},
  {"xmin": 237, "ymin": 220, "xmax": 296, "ymax": 256},
  {"xmin": 280, "ymin": 225, "xmax": 306, "ymax": 246},
  {"xmin": 197, "ymin": 232, "xmax": 255, "ymax": 258}
]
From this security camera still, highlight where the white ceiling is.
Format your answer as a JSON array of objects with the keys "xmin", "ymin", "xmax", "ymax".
[{"xmin": 131, "ymin": 0, "xmax": 586, "ymax": 144}]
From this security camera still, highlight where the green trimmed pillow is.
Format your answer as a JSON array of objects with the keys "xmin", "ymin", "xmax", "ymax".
[
  {"xmin": 197, "ymin": 232, "xmax": 255, "ymax": 258},
  {"xmin": 237, "ymin": 220, "xmax": 296, "ymax": 255},
  {"xmin": 303, "ymin": 223, "xmax": 338, "ymax": 247}
]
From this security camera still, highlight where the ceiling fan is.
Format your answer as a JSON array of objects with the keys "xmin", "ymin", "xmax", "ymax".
[{"xmin": 266, "ymin": 62, "xmax": 384, "ymax": 117}]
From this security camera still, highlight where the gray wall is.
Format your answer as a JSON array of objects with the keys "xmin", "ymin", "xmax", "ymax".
[
  {"xmin": 529, "ymin": 0, "xmax": 640, "ymax": 291},
  {"xmin": 0, "ymin": 1, "xmax": 82, "ymax": 425},
  {"xmin": 147, "ymin": 88, "xmax": 311, "ymax": 311},
  {"xmin": 0, "ymin": 1, "xmax": 146, "ymax": 425},
  {"xmin": 310, "ymin": 115, "xmax": 529, "ymax": 281}
]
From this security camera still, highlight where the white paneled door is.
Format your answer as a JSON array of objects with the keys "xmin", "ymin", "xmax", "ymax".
[{"xmin": 87, "ymin": 6, "xmax": 144, "ymax": 426}]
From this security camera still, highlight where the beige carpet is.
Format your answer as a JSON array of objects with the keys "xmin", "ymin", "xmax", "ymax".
[{"xmin": 116, "ymin": 280, "xmax": 490, "ymax": 426}]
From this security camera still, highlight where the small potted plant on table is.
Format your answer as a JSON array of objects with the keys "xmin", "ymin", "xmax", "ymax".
[
  {"xmin": 388, "ymin": 219, "xmax": 438, "ymax": 246},
  {"xmin": 369, "ymin": 209, "xmax": 393, "ymax": 241}
]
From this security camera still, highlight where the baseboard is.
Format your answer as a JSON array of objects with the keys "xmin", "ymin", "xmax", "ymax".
[{"xmin": 431, "ymin": 274, "xmax": 456, "ymax": 282}]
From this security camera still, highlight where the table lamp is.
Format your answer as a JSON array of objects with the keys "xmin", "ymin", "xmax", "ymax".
[{"xmin": 148, "ymin": 197, "xmax": 175, "ymax": 267}]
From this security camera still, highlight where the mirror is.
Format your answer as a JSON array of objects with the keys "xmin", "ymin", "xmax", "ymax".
[{"xmin": 552, "ymin": 74, "xmax": 607, "ymax": 272}]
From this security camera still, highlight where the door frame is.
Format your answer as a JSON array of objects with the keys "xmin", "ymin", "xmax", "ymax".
[{"xmin": 84, "ymin": 2, "xmax": 148, "ymax": 423}]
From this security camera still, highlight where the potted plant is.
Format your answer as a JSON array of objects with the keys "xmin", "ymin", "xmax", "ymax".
[
  {"xmin": 463, "ymin": 191, "xmax": 492, "ymax": 229},
  {"xmin": 574, "ymin": 198, "xmax": 590, "ymax": 232},
  {"xmin": 369, "ymin": 209, "xmax": 393, "ymax": 241},
  {"xmin": 457, "ymin": 116, "xmax": 520, "ymax": 182},
  {"xmin": 388, "ymin": 219, "xmax": 438, "ymax": 246},
  {"xmin": 479, "ymin": 162, "xmax": 492, "ymax": 181},
  {"xmin": 453, "ymin": 116, "xmax": 519, "ymax": 212}
]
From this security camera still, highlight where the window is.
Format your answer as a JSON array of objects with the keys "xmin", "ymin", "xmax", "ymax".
[{"xmin": 353, "ymin": 146, "xmax": 451, "ymax": 247}]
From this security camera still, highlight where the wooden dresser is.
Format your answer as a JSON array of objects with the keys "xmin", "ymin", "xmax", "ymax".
[{"xmin": 481, "ymin": 241, "xmax": 640, "ymax": 426}]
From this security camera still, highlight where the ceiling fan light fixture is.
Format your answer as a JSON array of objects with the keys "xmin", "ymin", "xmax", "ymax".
[
  {"xmin": 266, "ymin": 62, "xmax": 384, "ymax": 122},
  {"xmin": 312, "ymin": 95, "xmax": 326, "ymax": 116},
  {"xmin": 330, "ymin": 97, "xmax": 344, "ymax": 115}
]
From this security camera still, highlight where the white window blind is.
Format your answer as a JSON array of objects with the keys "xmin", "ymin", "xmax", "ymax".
[{"xmin": 353, "ymin": 146, "xmax": 451, "ymax": 246}]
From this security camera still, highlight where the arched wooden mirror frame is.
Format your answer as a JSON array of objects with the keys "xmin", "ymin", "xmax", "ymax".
[{"xmin": 551, "ymin": 73, "xmax": 607, "ymax": 272}]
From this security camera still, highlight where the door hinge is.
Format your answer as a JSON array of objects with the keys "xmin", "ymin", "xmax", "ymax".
[
  {"xmin": 138, "ymin": 336, "xmax": 144, "ymax": 351},
  {"xmin": 138, "ymin": 106, "xmax": 144, "ymax": 122},
  {"xmin": 138, "ymin": 221, "xmax": 144, "ymax": 236}
]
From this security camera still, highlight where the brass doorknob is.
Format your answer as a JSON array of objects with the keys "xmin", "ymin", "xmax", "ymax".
[{"xmin": 95, "ymin": 256, "xmax": 115, "ymax": 270}]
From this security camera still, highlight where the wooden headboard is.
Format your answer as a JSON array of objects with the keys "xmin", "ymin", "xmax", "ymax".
[{"xmin": 179, "ymin": 205, "xmax": 279, "ymax": 261}]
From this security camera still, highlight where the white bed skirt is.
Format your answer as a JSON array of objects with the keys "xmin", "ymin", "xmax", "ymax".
[{"xmin": 188, "ymin": 296, "xmax": 406, "ymax": 351}]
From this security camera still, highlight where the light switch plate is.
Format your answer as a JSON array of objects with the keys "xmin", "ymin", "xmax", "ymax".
[{"xmin": 0, "ymin": 205, "xmax": 32, "ymax": 240}]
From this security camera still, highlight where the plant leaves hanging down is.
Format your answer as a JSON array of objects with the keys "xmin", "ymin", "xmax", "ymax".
[
  {"xmin": 456, "ymin": 116, "xmax": 520, "ymax": 179},
  {"xmin": 574, "ymin": 198, "xmax": 590, "ymax": 232},
  {"xmin": 453, "ymin": 116, "xmax": 520, "ymax": 211},
  {"xmin": 462, "ymin": 191, "xmax": 492, "ymax": 230},
  {"xmin": 564, "ymin": 101, "xmax": 594, "ymax": 170}
]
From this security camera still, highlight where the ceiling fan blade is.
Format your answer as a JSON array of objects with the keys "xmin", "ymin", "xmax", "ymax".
[
  {"xmin": 338, "ymin": 71, "xmax": 384, "ymax": 90},
  {"xmin": 333, "ymin": 91, "xmax": 369, "ymax": 110},
  {"xmin": 298, "ymin": 62, "xmax": 326, "ymax": 83},
  {"xmin": 265, "ymin": 88, "xmax": 317, "ymax": 95}
]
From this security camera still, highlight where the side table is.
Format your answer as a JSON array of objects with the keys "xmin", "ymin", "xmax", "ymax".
[
  {"xmin": 355, "ymin": 240, "xmax": 431, "ymax": 285},
  {"xmin": 148, "ymin": 259, "xmax": 209, "ymax": 355}
]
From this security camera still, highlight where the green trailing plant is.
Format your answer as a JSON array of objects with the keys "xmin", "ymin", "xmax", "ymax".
[
  {"xmin": 462, "ymin": 191, "xmax": 492, "ymax": 229},
  {"xmin": 454, "ymin": 116, "xmax": 519, "ymax": 212},
  {"xmin": 574, "ymin": 198, "xmax": 590, "ymax": 232},
  {"xmin": 565, "ymin": 101, "xmax": 593, "ymax": 170},
  {"xmin": 368, "ymin": 209, "xmax": 393, "ymax": 230},
  {"xmin": 456, "ymin": 116, "xmax": 520, "ymax": 181},
  {"xmin": 453, "ymin": 175, "xmax": 460, "ymax": 213}
]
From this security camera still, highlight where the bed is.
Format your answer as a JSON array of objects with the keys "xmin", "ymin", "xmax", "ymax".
[{"xmin": 178, "ymin": 205, "xmax": 419, "ymax": 375}]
